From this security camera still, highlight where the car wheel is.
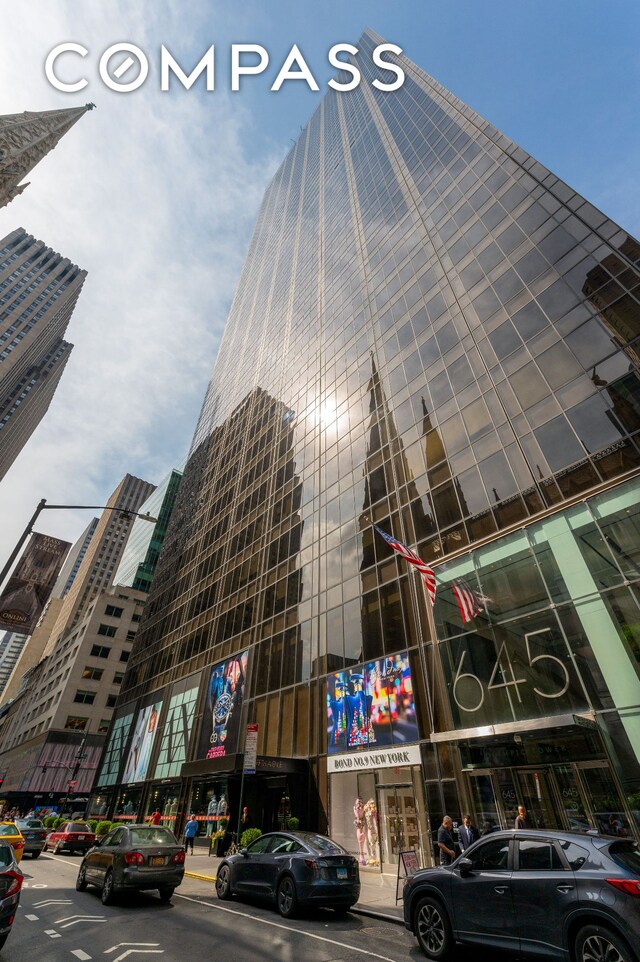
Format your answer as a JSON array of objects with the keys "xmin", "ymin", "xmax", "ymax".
[
  {"xmin": 0, "ymin": 932, "xmax": 7, "ymax": 950},
  {"xmin": 414, "ymin": 896, "xmax": 453, "ymax": 961},
  {"xmin": 76, "ymin": 865, "xmax": 88, "ymax": 892},
  {"xmin": 575, "ymin": 924, "xmax": 636, "ymax": 962},
  {"xmin": 31, "ymin": 850, "xmax": 40, "ymax": 859},
  {"xmin": 158, "ymin": 887, "xmax": 174, "ymax": 903},
  {"xmin": 54, "ymin": 842, "xmax": 63, "ymax": 855},
  {"xmin": 215, "ymin": 864, "xmax": 232, "ymax": 900},
  {"xmin": 101, "ymin": 869, "xmax": 115, "ymax": 905},
  {"xmin": 333, "ymin": 905, "xmax": 352, "ymax": 917},
  {"xmin": 276, "ymin": 876, "xmax": 297, "ymax": 919}
]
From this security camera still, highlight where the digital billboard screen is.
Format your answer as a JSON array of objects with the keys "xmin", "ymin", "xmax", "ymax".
[
  {"xmin": 326, "ymin": 651, "xmax": 418, "ymax": 754},
  {"xmin": 122, "ymin": 699, "xmax": 163, "ymax": 783}
]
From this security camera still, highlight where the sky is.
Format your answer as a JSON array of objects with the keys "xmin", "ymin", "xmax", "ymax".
[{"xmin": 0, "ymin": 0, "xmax": 639, "ymax": 572}]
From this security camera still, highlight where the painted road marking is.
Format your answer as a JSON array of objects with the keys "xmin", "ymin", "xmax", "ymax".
[
  {"xmin": 24, "ymin": 913, "xmax": 39, "ymax": 920},
  {"xmin": 104, "ymin": 946, "xmax": 161, "ymax": 953},
  {"xmin": 34, "ymin": 899, "xmax": 73, "ymax": 907},
  {"xmin": 45, "ymin": 928, "xmax": 62, "ymax": 939},
  {"xmin": 175, "ymin": 892, "xmax": 399, "ymax": 962},
  {"xmin": 72, "ymin": 951, "xmax": 92, "ymax": 961},
  {"xmin": 56, "ymin": 915, "xmax": 106, "ymax": 928}
]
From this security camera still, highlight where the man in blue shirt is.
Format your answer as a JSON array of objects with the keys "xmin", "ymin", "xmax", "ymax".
[{"xmin": 184, "ymin": 814, "xmax": 199, "ymax": 854}]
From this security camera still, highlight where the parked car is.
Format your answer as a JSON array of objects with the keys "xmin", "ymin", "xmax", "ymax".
[
  {"xmin": 0, "ymin": 824, "xmax": 25, "ymax": 864},
  {"xmin": 0, "ymin": 841, "xmax": 23, "ymax": 950},
  {"xmin": 215, "ymin": 830, "xmax": 360, "ymax": 917},
  {"xmin": 76, "ymin": 824, "xmax": 185, "ymax": 904},
  {"xmin": 15, "ymin": 818, "xmax": 47, "ymax": 859},
  {"xmin": 45, "ymin": 821, "xmax": 96, "ymax": 855},
  {"xmin": 403, "ymin": 829, "xmax": 640, "ymax": 962}
]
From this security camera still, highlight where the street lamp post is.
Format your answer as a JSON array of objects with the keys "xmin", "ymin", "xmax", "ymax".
[{"xmin": 0, "ymin": 499, "xmax": 157, "ymax": 588}]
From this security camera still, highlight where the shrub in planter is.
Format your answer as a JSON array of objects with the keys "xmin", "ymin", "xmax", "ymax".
[
  {"xmin": 53, "ymin": 817, "xmax": 66, "ymax": 830},
  {"xmin": 96, "ymin": 820, "xmax": 112, "ymax": 837},
  {"xmin": 43, "ymin": 816, "xmax": 57, "ymax": 829},
  {"xmin": 87, "ymin": 820, "xmax": 98, "ymax": 833},
  {"xmin": 286, "ymin": 817, "xmax": 300, "ymax": 831},
  {"xmin": 240, "ymin": 827, "xmax": 262, "ymax": 848}
]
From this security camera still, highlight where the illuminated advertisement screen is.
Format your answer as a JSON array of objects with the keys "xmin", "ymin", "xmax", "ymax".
[
  {"xmin": 122, "ymin": 699, "xmax": 163, "ymax": 783},
  {"xmin": 326, "ymin": 651, "xmax": 418, "ymax": 754},
  {"xmin": 198, "ymin": 650, "xmax": 249, "ymax": 760}
]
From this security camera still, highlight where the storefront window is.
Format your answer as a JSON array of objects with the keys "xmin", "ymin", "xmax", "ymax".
[
  {"xmin": 189, "ymin": 779, "xmax": 229, "ymax": 837},
  {"xmin": 113, "ymin": 787, "xmax": 143, "ymax": 821},
  {"xmin": 144, "ymin": 784, "xmax": 181, "ymax": 834},
  {"xmin": 87, "ymin": 792, "xmax": 111, "ymax": 820}
]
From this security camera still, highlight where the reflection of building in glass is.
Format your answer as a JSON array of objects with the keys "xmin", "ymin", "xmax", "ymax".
[{"xmin": 99, "ymin": 31, "xmax": 640, "ymax": 857}]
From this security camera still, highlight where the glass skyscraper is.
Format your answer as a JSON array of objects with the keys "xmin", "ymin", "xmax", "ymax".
[{"xmin": 99, "ymin": 30, "xmax": 640, "ymax": 865}]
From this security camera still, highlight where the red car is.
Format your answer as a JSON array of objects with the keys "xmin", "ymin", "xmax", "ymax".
[{"xmin": 45, "ymin": 822, "xmax": 96, "ymax": 855}]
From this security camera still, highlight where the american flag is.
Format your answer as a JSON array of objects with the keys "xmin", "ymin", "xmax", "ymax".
[
  {"xmin": 452, "ymin": 579, "xmax": 483, "ymax": 623},
  {"xmin": 373, "ymin": 524, "xmax": 436, "ymax": 606}
]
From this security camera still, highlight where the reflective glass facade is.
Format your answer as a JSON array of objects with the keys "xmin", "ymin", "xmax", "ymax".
[{"xmin": 107, "ymin": 30, "xmax": 640, "ymax": 852}]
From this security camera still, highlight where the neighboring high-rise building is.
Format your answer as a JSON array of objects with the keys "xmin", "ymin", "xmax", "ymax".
[
  {"xmin": 0, "ymin": 228, "xmax": 86, "ymax": 480},
  {"xmin": 52, "ymin": 517, "xmax": 98, "ymax": 599},
  {"xmin": 0, "ymin": 104, "xmax": 93, "ymax": 209},
  {"xmin": 113, "ymin": 469, "xmax": 183, "ymax": 593},
  {"xmin": 45, "ymin": 474, "xmax": 156, "ymax": 650},
  {"xmin": 94, "ymin": 32, "xmax": 640, "ymax": 860},
  {"xmin": 0, "ymin": 631, "xmax": 27, "ymax": 699}
]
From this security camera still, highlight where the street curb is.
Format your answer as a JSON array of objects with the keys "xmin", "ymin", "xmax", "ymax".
[{"xmin": 183, "ymin": 872, "xmax": 404, "ymax": 925}]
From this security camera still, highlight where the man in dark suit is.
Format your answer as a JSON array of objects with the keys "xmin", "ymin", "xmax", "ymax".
[{"xmin": 458, "ymin": 814, "xmax": 480, "ymax": 851}]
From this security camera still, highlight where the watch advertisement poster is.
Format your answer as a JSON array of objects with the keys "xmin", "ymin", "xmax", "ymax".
[
  {"xmin": 199, "ymin": 650, "xmax": 249, "ymax": 760},
  {"xmin": 326, "ymin": 650, "xmax": 418, "ymax": 754}
]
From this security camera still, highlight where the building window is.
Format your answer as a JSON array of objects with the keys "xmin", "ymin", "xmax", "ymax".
[
  {"xmin": 97, "ymin": 719, "xmax": 110, "ymax": 734},
  {"xmin": 65, "ymin": 716, "xmax": 88, "ymax": 731},
  {"xmin": 113, "ymin": 671, "xmax": 124, "ymax": 684},
  {"xmin": 126, "ymin": 631, "xmax": 136, "ymax": 641},
  {"xmin": 82, "ymin": 666, "xmax": 103, "ymax": 681},
  {"xmin": 74, "ymin": 690, "xmax": 96, "ymax": 705},
  {"xmin": 106, "ymin": 694, "xmax": 117, "ymax": 708},
  {"xmin": 98, "ymin": 624, "xmax": 117, "ymax": 638},
  {"xmin": 105, "ymin": 605, "xmax": 124, "ymax": 618},
  {"xmin": 90, "ymin": 644, "xmax": 111, "ymax": 658},
  {"xmin": 131, "ymin": 613, "xmax": 142, "ymax": 622},
  {"xmin": 119, "ymin": 650, "xmax": 130, "ymax": 662}
]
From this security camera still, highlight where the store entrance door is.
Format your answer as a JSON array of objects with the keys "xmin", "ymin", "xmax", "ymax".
[
  {"xmin": 377, "ymin": 784, "xmax": 423, "ymax": 873},
  {"xmin": 514, "ymin": 768, "xmax": 560, "ymax": 830}
]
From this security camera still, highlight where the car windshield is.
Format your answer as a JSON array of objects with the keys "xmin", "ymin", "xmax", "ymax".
[
  {"xmin": 0, "ymin": 825, "xmax": 20, "ymax": 837},
  {"xmin": 609, "ymin": 841, "xmax": 640, "ymax": 874},
  {"xmin": 301, "ymin": 833, "xmax": 346, "ymax": 855},
  {"xmin": 17, "ymin": 819, "xmax": 44, "ymax": 828},
  {"xmin": 67, "ymin": 823, "xmax": 91, "ymax": 832},
  {"xmin": 0, "ymin": 844, "xmax": 13, "ymax": 867},
  {"xmin": 129, "ymin": 828, "xmax": 176, "ymax": 846}
]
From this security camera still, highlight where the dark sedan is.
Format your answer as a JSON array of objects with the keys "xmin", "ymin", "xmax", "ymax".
[
  {"xmin": 403, "ymin": 829, "xmax": 640, "ymax": 962},
  {"xmin": 15, "ymin": 819, "xmax": 47, "ymax": 858},
  {"xmin": 76, "ymin": 824, "xmax": 185, "ymax": 904},
  {"xmin": 215, "ymin": 831, "xmax": 360, "ymax": 917},
  {"xmin": 0, "ymin": 841, "xmax": 23, "ymax": 950}
]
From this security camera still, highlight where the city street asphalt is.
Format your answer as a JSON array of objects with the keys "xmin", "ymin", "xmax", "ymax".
[{"xmin": 4, "ymin": 852, "xmax": 521, "ymax": 962}]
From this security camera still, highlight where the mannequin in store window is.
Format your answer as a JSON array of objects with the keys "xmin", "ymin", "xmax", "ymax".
[
  {"xmin": 364, "ymin": 798, "xmax": 379, "ymax": 865},
  {"xmin": 206, "ymin": 794, "xmax": 218, "ymax": 835},
  {"xmin": 353, "ymin": 796, "xmax": 367, "ymax": 866},
  {"xmin": 217, "ymin": 794, "xmax": 228, "ymax": 819}
]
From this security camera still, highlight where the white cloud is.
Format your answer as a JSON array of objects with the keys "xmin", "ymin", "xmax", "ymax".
[{"xmin": 0, "ymin": 1, "xmax": 282, "ymax": 558}]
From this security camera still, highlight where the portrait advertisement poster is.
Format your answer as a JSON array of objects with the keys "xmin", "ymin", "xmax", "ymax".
[
  {"xmin": 0, "ymin": 533, "xmax": 71, "ymax": 633},
  {"xmin": 121, "ymin": 699, "xmax": 163, "ymax": 783},
  {"xmin": 327, "ymin": 651, "xmax": 418, "ymax": 754},
  {"xmin": 198, "ymin": 650, "xmax": 249, "ymax": 760}
]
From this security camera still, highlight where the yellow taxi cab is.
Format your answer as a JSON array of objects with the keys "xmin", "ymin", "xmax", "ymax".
[{"xmin": 0, "ymin": 824, "xmax": 25, "ymax": 863}]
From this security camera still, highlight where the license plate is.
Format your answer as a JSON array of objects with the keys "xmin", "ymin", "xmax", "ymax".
[
  {"xmin": 77, "ymin": 835, "xmax": 85, "ymax": 840},
  {"xmin": 336, "ymin": 867, "xmax": 348, "ymax": 879},
  {"xmin": 151, "ymin": 856, "xmax": 164, "ymax": 866}
]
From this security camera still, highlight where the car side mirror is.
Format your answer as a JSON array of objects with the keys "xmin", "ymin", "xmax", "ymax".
[
  {"xmin": 93, "ymin": 838, "xmax": 102, "ymax": 847},
  {"xmin": 458, "ymin": 857, "xmax": 473, "ymax": 875},
  {"xmin": 240, "ymin": 848, "xmax": 248, "ymax": 858}
]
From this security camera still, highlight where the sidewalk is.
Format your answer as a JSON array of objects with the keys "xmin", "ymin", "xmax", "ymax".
[{"xmin": 183, "ymin": 849, "xmax": 404, "ymax": 924}]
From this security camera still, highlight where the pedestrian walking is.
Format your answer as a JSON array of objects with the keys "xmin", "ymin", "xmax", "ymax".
[
  {"xmin": 437, "ymin": 815, "xmax": 457, "ymax": 866},
  {"xmin": 184, "ymin": 814, "xmax": 199, "ymax": 853},
  {"xmin": 458, "ymin": 814, "xmax": 479, "ymax": 851},
  {"xmin": 514, "ymin": 805, "xmax": 527, "ymax": 829}
]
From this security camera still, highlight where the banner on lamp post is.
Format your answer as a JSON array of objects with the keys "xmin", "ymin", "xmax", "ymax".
[
  {"xmin": 0, "ymin": 533, "xmax": 70, "ymax": 634},
  {"xmin": 244, "ymin": 723, "xmax": 259, "ymax": 774}
]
